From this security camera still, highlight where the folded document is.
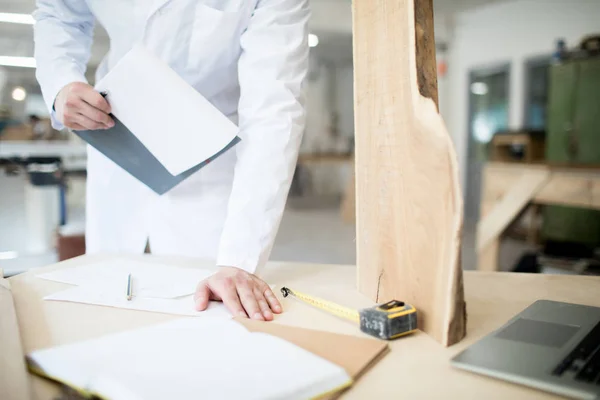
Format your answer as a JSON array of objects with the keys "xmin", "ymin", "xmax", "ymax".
[{"xmin": 74, "ymin": 44, "xmax": 240, "ymax": 194}]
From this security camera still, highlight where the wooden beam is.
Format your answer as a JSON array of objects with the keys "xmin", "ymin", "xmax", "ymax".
[
  {"xmin": 341, "ymin": 165, "xmax": 356, "ymax": 223},
  {"xmin": 478, "ymin": 239, "xmax": 500, "ymax": 272},
  {"xmin": 353, "ymin": 0, "xmax": 466, "ymax": 346},
  {"xmin": 477, "ymin": 170, "xmax": 550, "ymax": 252}
]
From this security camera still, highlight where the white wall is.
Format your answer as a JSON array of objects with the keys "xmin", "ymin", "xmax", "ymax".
[{"xmin": 444, "ymin": 0, "xmax": 600, "ymax": 187}]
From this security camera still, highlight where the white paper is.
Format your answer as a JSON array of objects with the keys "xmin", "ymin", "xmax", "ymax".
[
  {"xmin": 38, "ymin": 259, "xmax": 211, "ymax": 299},
  {"xmin": 28, "ymin": 318, "xmax": 351, "ymax": 400},
  {"xmin": 43, "ymin": 286, "xmax": 228, "ymax": 317},
  {"xmin": 38, "ymin": 259, "xmax": 223, "ymax": 316},
  {"xmin": 95, "ymin": 44, "xmax": 239, "ymax": 176}
]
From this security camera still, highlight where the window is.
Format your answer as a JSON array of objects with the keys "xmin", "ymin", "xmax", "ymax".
[
  {"xmin": 523, "ymin": 56, "xmax": 551, "ymax": 131},
  {"xmin": 465, "ymin": 64, "xmax": 510, "ymax": 223}
]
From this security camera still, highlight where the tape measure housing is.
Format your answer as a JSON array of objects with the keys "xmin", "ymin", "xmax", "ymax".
[
  {"xmin": 281, "ymin": 287, "xmax": 418, "ymax": 340},
  {"xmin": 359, "ymin": 301, "xmax": 418, "ymax": 340}
]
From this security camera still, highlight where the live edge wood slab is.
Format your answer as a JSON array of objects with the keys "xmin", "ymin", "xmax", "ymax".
[{"xmin": 352, "ymin": 0, "xmax": 467, "ymax": 346}]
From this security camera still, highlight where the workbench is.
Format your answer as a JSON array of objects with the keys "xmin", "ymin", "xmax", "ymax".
[
  {"xmin": 478, "ymin": 162, "xmax": 600, "ymax": 272},
  {"xmin": 0, "ymin": 141, "xmax": 87, "ymax": 172},
  {"xmin": 5, "ymin": 255, "xmax": 600, "ymax": 399}
]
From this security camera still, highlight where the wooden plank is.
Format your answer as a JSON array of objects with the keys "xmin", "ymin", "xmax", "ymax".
[
  {"xmin": 536, "ymin": 173, "xmax": 598, "ymax": 209},
  {"xmin": 341, "ymin": 165, "xmax": 356, "ymax": 223},
  {"xmin": 478, "ymin": 239, "xmax": 500, "ymax": 272},
  {"xmin": 0, "ymin": 277, "xmax": 31, "ymax": 400},
  {"xmin": 594, "ymin": 180, "xmax": 600, "ymax": 209},
  {"xmin": 477, "ymin": 170, "xmax": 550, "ymax": 251},
  {"xmin": 483, "ymin": 163, "xmax": 600, "ymax": 210},
  {"xmin": 414, "ymin": 0, "xmax": 438, "ymax": 108},
  {"xmin": 353, "ymin": 0, "xmax": 466, "ymax": 346}
]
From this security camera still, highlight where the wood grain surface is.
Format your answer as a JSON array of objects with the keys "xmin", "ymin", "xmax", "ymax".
[
  {"xmin": 8, "ymin": 255, "xmax": 600, "ymax": 399},
  {"xmin": 352, "ymin": 0, "xmax": 466, "ymax": 346}
]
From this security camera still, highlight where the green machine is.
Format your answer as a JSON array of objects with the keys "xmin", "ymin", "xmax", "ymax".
[{"xmin": 544, "ymin": 57, "xmax": 600, "ymax": 246}]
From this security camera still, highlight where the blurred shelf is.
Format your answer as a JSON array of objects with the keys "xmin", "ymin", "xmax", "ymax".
[{"xmin": 0, "ymin": 141, "xmax": 87, "ymax": 171}]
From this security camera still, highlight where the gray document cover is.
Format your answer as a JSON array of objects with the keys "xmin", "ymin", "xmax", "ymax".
[{"xmin": 74, "ymin": 116, "xmax": 240, "ymax": 195}]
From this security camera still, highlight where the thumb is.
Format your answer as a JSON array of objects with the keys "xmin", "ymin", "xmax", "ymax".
[{"xmin": 194, "ymin": 282, "xmax": 210, "ymax": 311}]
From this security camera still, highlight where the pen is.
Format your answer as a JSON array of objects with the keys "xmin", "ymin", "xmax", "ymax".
[{"xmin": 127, "ymin": 273, "xmax": 133, "ymax": 301}]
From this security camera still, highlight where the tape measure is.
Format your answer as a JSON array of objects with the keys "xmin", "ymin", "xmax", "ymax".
[{"xmin": 280, "ymin": 287, "xmax": 418, "ymax": 340}]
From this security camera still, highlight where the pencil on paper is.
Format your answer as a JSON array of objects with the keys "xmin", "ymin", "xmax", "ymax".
[{"xmin": 126, "ymin": 273, "xmax": 133, "ymax": 301}]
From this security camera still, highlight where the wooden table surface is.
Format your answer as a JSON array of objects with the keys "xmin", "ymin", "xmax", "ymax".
[{"xmin": 7, "ymin": 255, "xmax": 600, "ymax": 399}]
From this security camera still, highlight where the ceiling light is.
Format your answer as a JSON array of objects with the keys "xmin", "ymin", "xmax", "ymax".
[
  {"xmin": 308, "ymin": 34, "xmax": 319, "ymax": 48},
  {"xmin": 470, "ymin": 82, "xmax": 489, "ymax": 96},
  {"xmin": 0, "ymin": 56, "xmax": 36, "ymax": 68},
  {"xmin": 0, "ymin": 12, "xmax": 35, "ymax": 25},
  {"xmin": 12, "ymin": 86, "xmax": 27, "ymax": 101},
  {"xmin": 0, "ymin": 250, "xmax": 19, "ymax": 260}
]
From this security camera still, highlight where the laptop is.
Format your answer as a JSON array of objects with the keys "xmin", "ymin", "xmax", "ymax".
[{"xmin": 452, "ymin": 300, "xmax": 600, "ymax": 399}]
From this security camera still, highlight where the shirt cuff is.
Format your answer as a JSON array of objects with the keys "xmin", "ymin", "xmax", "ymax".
[{"xmin": 39, "ymin": 65, "xmax": 88, "ymax": 130}]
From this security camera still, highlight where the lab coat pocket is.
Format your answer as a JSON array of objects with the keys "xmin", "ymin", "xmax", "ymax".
[{"xmin": 188, "ymin": 3, "xmax": 242, "ymax": 70}]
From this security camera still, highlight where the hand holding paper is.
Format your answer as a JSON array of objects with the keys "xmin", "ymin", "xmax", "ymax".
[
  {"xmin": 72, "ymin": 45, "xmax": 240, "ymax": 194},
  {"xmin": 55, "ymin": 82, "xmax": 114, "ymax": 130}
]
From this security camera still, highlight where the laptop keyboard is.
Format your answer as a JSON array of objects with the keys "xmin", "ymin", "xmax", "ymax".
[{"xmin": 553, "ymin": 321, "xmax": 600, "ymax": 384}]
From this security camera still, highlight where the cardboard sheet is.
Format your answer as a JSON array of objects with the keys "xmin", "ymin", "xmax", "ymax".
[{"xmin": 237, "ymin": 318, "xmax": 389, "ymax": 382}]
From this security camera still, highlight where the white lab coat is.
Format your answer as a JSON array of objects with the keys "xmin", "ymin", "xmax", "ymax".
[{"xmin": 33, "ymin": 0, "xmax": 310, "ymax": 273}]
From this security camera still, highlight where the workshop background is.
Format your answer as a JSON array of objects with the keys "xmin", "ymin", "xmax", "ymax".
[{"xmin": 1, "ymin": 0, "xmax": 599, "ymax": 276}]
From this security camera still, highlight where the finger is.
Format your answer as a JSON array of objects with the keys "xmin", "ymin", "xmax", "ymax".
[
  {"xmin": 79, "ymin": 88, "xmax": 112, "ymax": 114},
  {"xmin": 68, "ymin": 122, "xmax": 86, "ymax": 131},
  {"xmin": 70, "ymin": 112, "xmax": 106, "ymax": 130},
  {"xmin": 253, "ymin": 287, "xmax": 273, "ymax": 321},
  {"xmin": 77, "ymin": 101, "xmax": 114, "ymax": 127},
  {"xmin": 218, "ymin": 278, "xmax": 246, "ymax": 318},
  {"xmin": 194, "ymin": 281, "xmax": 210, "ymax": 311},
  {"xmin": 258, "ymin": 283, "xmax": 282, "ymax": 314},
  {"xmin": 237, "ymin": 280, "xmax": 263, "ymax": 321}
]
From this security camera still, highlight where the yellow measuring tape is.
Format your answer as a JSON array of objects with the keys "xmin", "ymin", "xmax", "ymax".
[
  {"xmin": 281, "ymin": 287, "xmax": 418, "ymax": 340},
  {"xmin": 281, "ymin": 287, "xmax": 360, "ymax": 323}
]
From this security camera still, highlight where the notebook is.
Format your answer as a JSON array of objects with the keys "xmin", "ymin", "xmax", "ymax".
[
  {"xmin": 27, "ymin": 318, "xmax": 355, "ymax": 400},
  {"xmin": 74, "ymin": 45, "xmax": 240, "ymax": 195}
]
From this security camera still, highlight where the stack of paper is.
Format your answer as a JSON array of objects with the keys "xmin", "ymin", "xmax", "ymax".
[
  {"xmin": 27, "ymin": 318, "xmax": 352, "ymax": 400},
  {"xmin": 38, "ymin": 259, "xmax": 227, "ymax": 317}
]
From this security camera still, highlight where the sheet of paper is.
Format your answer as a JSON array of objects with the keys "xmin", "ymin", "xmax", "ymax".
[
  {"xmin": 38, "ymin": 259, "xmax": 211, "ymax": 299},
  {"xmin": 43, "ymin": 286, "xmax": 228, "ymax": 317},
  {"xmin": 95, "ymin": 44, "xmax": 239, "ymax": 176},
  {"xmin": 28, "ymin": 318, "xmax": 351, "ymax": 400}
]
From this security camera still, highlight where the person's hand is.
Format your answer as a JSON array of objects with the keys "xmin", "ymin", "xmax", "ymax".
[
  {"xmin": 54, "ymin": 82, "xmax": 114, "ymax": 130},
  {"xmin": 194, "ymin": 266, "xmax": 282, "ymax": 321}
]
